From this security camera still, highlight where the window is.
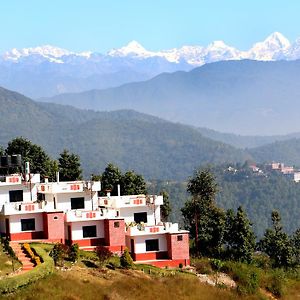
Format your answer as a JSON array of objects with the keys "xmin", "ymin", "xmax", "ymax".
[
  {"xmin": 146, "ymin": 239, "xmax": 159, "ymax": 251},
  {"xmin": 134, "ymin": 212, "xmax": 147, "ymax": 223},
  {"xmin": 177, "ymin": 235, "xmax": 183, "ymax": 241},
  {"xmin": 21, "ymin": 219, "xmax": 35, "ymax": 231},
  {"xmin": 71, "ymin": 197, "xmax": 85, "ymax": 210},
  {"xmin": 114, "ymin": 221, "xmax": 120, "ymax": 228},
  {"xmin": 82, "ymin": 225, "xmax": 97, "ymax": 238},
  {"xmin": 53, "ymin": 216, "xmax": 58, "ymax": 220},
  {"xmin": 9, "ymin": 190, "xmax": 23, "ymax": 202}
]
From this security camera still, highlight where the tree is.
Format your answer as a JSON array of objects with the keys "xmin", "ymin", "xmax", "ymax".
[
  {"xmin": 120, "ymin": 248, "xmax": 134, "ymax": 269},
  {"xmin": 58, "ymin": 149, "xmax": 82, "ymax": 181},
  {"xmin": 95, "ymin": 246, "xmax": 113, "ymax": 268},
  {"xmin": 121, "ymin": 170, "xmax": 147, "ymax": 195},
  {"xmin": 224, "ymin": 206, "xmax": 256, "ymax": 262},
  {"xmin": 101, "ymin": 163, "xmax": 122, "ymax": 196},
  {"xmin": 182, "ymin": 168, "xmax": 225, "ymax": 257},
  {"xmin": 0, "ymin": 146, "xmax": 4, "ymax": 156},
  {"xmin": 291, "ymin": 228, "xmax": 300, "ymax": 266},
  {"xmin": 5, "ymin": 137, "xmax": 53, "ymax": 178},
  {"xmin": 160, "ymin": 190, "xmax": 171, "ymax": 222},
  {"xmin": 259, "ymin": 211, "xmax": 293, "ymax": 268}
]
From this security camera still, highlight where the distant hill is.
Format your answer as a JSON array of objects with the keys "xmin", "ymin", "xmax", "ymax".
[
  {"xmin": 197, "ymin": 127, "xmax": 300, "ymax": 149},
  {"xmin": 249, "ymin": 138, "xmax": 300, "ymax": 166},
  {"xmin": 41, "ymin": 59, "xmax": 300, "ymax": 135},
  {"xmin": 0, "ymin": 86, "xmax": 250, "ymax": 180}
]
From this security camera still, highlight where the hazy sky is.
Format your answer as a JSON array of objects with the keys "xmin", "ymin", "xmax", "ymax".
[{"xmin": 0, "ymin": 0, "xmax": 299, "ymax": 53}]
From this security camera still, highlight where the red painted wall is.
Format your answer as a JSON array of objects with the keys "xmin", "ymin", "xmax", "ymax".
[
  {"xmin": 134, "ymin": 251, "xmax": 168, "ymax": 261},
  {"xmin": 10, "ymin": 231, "xmax": 44, "ymax": 241},
  {"xmin": 71, "ymin": 238, "xmax": 104, "ymax": 247},
  {"xmin": 167, "ymin": 233, "xmax": 189, "ymax": 260},
  {"xmin": 43, "ymin": 212, "xmax": 65, "ymax": 242},
  {"xmin": 104, "ymin": 219, "xmax": 125, "ymax": 247}
]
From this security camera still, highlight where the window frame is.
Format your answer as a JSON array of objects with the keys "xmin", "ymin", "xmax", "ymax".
[
  {"xmin": 82, "ymin": 225, "xmax": 97, "ymax": 238},
  {"xmin": 71, "ymin": 197, "xmax": 85, "ymax": 210},
  {"xmin": 145, "ymin": 239, "xmax": 159, "ymax": 252},
  {"xmin": 9, "ymin": 190, "xmax": 23, "ymax": 203},
  {"xmin": 21, "ymin": 218, "xmax": 35, "ymax": 231}
]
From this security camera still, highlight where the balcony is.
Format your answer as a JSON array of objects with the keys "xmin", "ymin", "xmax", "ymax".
[
  {"xmin": 38, "ymin": 182, "xmax": 84, "ymax": 194},
  {"xmin": 98, "ymin": 195, "xmax": 163, "ymax": 208},
  {"xmin": 0, "ymin": 175, "xmax": 22, "ymax": 186},
  {"xmin": 126, "ymin": 222, "xmax": 180, "ymax": 236},
  {"xmin": 1, "ymin": 201, "xmax": 54, "ymax": 215},
  {"xmin": 65, "ymin": 208, "xmax": 117, "ymax": 222}
]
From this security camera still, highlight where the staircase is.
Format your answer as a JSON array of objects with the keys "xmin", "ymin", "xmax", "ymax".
[{"xmin": 10, "ymin": 242, "xmax": 35, "ymax": 271}]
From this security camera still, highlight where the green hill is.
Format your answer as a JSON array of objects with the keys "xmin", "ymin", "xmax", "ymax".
[{"xmin": 0, "ymin": 86, "xmax": 250, "ymax": 180}]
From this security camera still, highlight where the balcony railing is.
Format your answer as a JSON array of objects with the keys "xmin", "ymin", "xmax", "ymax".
[
  {"xmin": 65, "ymin": 208, "xmax": 117, "ymax": 222},
  {"xmin": 98, "ymin": 195, "xmax": 163, "ymax": 208},
  {"xmin": 1, "ymin": 201, "xmax": 52, "ymax": 215},
  {"xmin": 126, "ymin": 222, "xmax": 179, "ymax": 235}
]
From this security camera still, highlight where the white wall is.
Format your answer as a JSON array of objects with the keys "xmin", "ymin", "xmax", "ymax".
[
  {"xmin": 54, "ymin": 191, "xmax": 93, "ymax": 211},
  {"xmin": 9, "ymin": 213, "xmax": 44, "ymax": 233},
  {"xmin": 133, "ymin": 234, "xmax": 167, "ymax": 253},
  {"xmin": 71, "ymin": 220, "xmax": 104, "ymax": 240},
  {"xmin": 0, "ymin": 185, "xmax": 36, "ymax": 208},
  {"xmin": 119, "ymin": 205, "xmax": 161, "ymax": 225}
]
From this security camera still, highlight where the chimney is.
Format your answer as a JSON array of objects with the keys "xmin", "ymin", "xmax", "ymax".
[{"xmin": 56, "ymin": 172, "xmax": 60, "ymax": 183}]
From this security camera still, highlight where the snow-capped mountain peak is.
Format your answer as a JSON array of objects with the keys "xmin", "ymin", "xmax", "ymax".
[
  {"xmin": 248, "ymin": 32, "xmax": 291, "ymax": 60},
  {"xmin": 108, "ymin": 40, "xmax": 152, "ymax": 57}
]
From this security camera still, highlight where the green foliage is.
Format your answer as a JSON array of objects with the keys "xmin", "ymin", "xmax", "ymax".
[
  {"xmin": 262, "ymin": 269, "xmax": 287, "ymax": 297},
  {"xmin": 120, "ymin": 248, "xmax": 134, "ymax": 269},
  {"xmin": 58, "ymin": 149, "xmax": 82, "ymax": 181},
  {"xmin": 69, "ymin": 244, "xmax": 79, "ymax": 263},
  {"xmin": 121, "ymin": 170, "xmax": 147, "ymax": 195},
  {"xmin": 291, "ymin": 228, "xmax": 300, "ymax": 265},
  {"xmin": 222, "ymin": 261, "xmax": 260, "ymax": 295},
  {"xmin": 259, "ymin": 211, "xmax": 293, "ymax": 268},
  {"xmin": 224, "ymin": 206, "xmax": 256, "ymax": 263},
  {"xmin": 182, "ymin": 168, "xmax": 225, "ymax": 257},
  {"xmin": 100, "ymin": 163, "xmax": 122, "ymax": 195},
  {"xmin": 95, "ymin": 246, "xmax": 113, "ymax": 268},
  {"xmin": 0, "ymin": 244, "xmax": 54, "ymax": 294},
  {"xmin": 5, "ymin": 137, "xmax": 53, "ymax": 178},
  {"xmin": 49, "ymin": 243, "xmax": 69, "ymax": 266},
  {"xmin": 160, "ymin": 190, "xmax": 171, "ymax": 222}
]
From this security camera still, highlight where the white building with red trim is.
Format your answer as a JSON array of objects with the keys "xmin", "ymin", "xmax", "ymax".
[{"xmin": 0, "ymin": 173, "xmax": 189, "ymax": 267}]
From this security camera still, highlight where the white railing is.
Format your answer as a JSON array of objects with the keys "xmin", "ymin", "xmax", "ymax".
[
  {"xmin": 98, "ymin": 195, "xmax": 163, "ymax": 208},
  {"xmin": 38, "ymin": 182, "xmax": 84, "ymax": 193},
  {"xmin": 126, "ymin": 222, "xmax": 179, "ymax": 235},
  {"xmin": 65, "ymin": 208, "xmax": 117, "ymax": 222}
]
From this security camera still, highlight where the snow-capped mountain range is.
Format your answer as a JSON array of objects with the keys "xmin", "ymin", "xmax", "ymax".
[
  {"xmin": 0, "ymin": 32, "xmax": 300, "ymax": 98},
  {"xmin": 2, "ymin": 32, "xmax": 297, "ymax": 65}
]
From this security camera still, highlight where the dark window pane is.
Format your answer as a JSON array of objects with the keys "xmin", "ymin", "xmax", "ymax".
[
  {"xmin": 82, "ymin": 225, "xmax": 97, "ymax": 238},
  {"xmin": 21, "ymin": 218, "xmax": 35, "ymax": 231},
  {"xmin": 9, "ymin": 190, "xmax": 23, "ymax": 202},
  {"xmin": 114, "ymin": 221, "xmax": 120, "ymax": 228},
  {"xmin": 177, "ymin": 235, "xmax": 183, "ymax": 241},
  {"xmin": 71, "ymin": 197, "xmax": 85, "ymax": 210},
  {"xmin": 146, "ymin": 239, "xmax": 159, "ymax": 251},
  {"xmin": 134, "ymin": 212, "xmax": 147, "ymax": 223}
]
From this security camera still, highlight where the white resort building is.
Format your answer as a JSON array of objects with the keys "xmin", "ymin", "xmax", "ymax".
[{"xmin": 0, "ymin": 157, "xmax": 189, "ymax": 268}]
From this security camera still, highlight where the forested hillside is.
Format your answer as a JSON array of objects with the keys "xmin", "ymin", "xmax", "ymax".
[
  {"xmin": 152, "ymin": 164, "xmax": 300, "ymax": 237},
  {"xmin": 0, "ymin": 86, "xmax": 250, "ymax": 180}
]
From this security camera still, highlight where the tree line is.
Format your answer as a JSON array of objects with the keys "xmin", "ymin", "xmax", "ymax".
[{"xmin": 182, "ymin": 167, "xmax": 300, "ymax": 268}]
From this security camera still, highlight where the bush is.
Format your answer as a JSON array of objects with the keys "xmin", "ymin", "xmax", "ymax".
[
  {"xmin": 0, "ymin": 244, "xmax": 54, "ymax": 294},
  {"xmin": 120, "ymin": 248, "xmax": 134, "ymax": 269},
  {"xmin": 49, "ymin": 243, "xmax": 69, "ymax": 266},
  {"xmin": 95, "ymin": 246, "xmax": 113, "ymax": 268},
  {"xmin": 23, "ymin": 243, "xmax": 41, "ymax": 266},
  {"xmin": 193, "ymin": 258, "xmax": 213, "ymax": 274},
  {"xmin": 222, "ymin": 261, "xmax": 260, "ymax": 295},
  {"xmin": 263, "ymin": 269, "xmax": 286, "ymax": 297},
  {"xmin": 69, "ymin": 244, "xmax": 79, "ymax": 263}
]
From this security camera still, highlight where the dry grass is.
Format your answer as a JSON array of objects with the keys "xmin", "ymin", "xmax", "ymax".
[{"xmin": 1, "ymin": 266, "xmax": 266, "ymax": 300}]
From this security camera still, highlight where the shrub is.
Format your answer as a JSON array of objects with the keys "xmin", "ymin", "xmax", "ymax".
[
  {"xmin": 194, "ymin": 259, "xmax": 213, "ymax": 274},
  {"xmin": 95, "ymin": 246, "xmax": 113, "ymax": 268},
  {"xmin": 263, "ymin": 269, "xmax": 286, "ymax": 297},
  {"xmin": 23, "ymin": 243, "xmax": 41, "ymax": 265},
  {"xmin": 120, "ymin": 248, "xmax": 134, "ymax": 269},
  {"xmin": 69, "ymin": 244, "xmax": 79, "ymax": 263},
  {"xmin": 49, "ymin": 243, "xmax": 69, "ymax": 266},
  {"xmin": 222, "ymin": 261, "xmax": 260, "ymax": 295}
]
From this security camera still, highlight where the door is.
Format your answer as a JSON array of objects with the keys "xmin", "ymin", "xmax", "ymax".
[{"xmin": 130, "ymin": 238, "xmax": 135, "ymax": 259}]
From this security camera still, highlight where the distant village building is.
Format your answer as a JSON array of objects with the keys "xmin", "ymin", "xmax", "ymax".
[{"xmin": 0, "ymin": 157, "xmax": 189, "ymax": 268}]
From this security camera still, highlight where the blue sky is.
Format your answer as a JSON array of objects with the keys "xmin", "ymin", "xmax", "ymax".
[{"xmin": 0, "ymin": 0, "xmax": 299, "ymax": 53}]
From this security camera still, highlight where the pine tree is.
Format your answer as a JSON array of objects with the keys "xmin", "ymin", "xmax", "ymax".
[
  {"xmin": 101, "ymin": 163, "xmax": 122, "ymax": 196},
  {"xmin": 160, "ymin": 190, "xmax": 171, "ymax": 222},
  {"xmin": 121, "ymin": 170, "xmax": 147, "ymax": 195},
  {"xmin": 58, "ymin": 149, "xmax": 82, "ymax": 181}
]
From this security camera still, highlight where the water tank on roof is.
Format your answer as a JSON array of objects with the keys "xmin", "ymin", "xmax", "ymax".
[
  {"xmin": 11, "ymin": 154, "xmax": 22, "ymax": 166},
  {"xmin": 1, "ymin": 155, "xmax": 11, "ymax": 167}
]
